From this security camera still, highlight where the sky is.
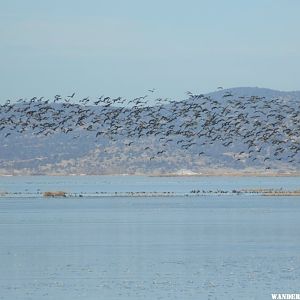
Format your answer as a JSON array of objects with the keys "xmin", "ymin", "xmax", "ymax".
[{"xmin": 1, "ymin": 0, "xmax": 300, "ymax": 103}]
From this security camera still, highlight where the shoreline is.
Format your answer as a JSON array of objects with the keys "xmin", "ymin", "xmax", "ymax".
[
  {"xmin": 2, "ymin": 189, "xmax": 300, "ymax": 198},
  {"xmin": 1, "ymin": 172, "xmax": 300, "ymax": 177}
]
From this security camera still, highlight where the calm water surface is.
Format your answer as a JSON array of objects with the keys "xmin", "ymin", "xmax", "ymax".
[{"xmin": 0, "ymin": 176, "xmax": 300, "ymax": 299}]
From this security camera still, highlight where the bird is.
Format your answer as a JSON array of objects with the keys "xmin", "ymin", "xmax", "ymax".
[{"xmin": 68, "ymin": 93, "xmax": 75, "ymax": 98}]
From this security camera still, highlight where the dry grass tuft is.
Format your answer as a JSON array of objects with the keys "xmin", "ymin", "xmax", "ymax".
[{"xmin": 43, "ymin": 191, "xmax": 67, "ymax": 197}]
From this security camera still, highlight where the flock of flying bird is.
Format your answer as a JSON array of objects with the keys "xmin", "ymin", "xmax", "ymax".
[{"xmin": 1, "ymin": 89, "xmax": 300, "ymax": 168}]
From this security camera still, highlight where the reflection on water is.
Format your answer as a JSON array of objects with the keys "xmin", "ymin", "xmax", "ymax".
[{"xmin": 0, "ymin": 176, "xmax": 300, "ymax": 299}]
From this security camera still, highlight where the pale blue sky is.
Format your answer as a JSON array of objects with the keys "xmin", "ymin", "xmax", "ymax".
[{"xmin": 1, "ymin": 0, "xmax": 300, "ymax": 102}]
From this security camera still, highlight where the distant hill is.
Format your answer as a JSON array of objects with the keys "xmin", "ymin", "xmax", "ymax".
[
  {"xmin": 208, "ymin": 87, "xmax": 300, "ymax": 99},
  {"xmin": 0, "ymin": 87, "xmax": 299, "ymax": 176}
]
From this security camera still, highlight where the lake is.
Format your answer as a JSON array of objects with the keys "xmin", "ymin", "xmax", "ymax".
[{"xmin": 0, "ymin": 176, "xmax": 300, "ymax": 299}]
